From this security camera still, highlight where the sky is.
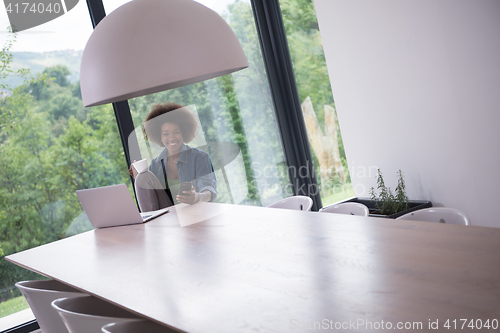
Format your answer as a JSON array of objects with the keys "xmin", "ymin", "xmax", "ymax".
[{"xmin": 0, "ymin": 0, "xmax": 237, "ymax": 52}]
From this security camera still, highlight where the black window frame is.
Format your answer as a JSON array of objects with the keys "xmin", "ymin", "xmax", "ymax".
[{"xmin": 251, "ymin": 0, "xmax": 322, "ymax": 211}]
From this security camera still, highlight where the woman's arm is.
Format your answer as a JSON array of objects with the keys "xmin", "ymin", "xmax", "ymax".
[
  {"xmin": 192, "ymin": 152, "xmax": 217, "ymax": 202},
  {"xmin": 197, "ymin": 190, "xmax": 212, "ymax": 202}
]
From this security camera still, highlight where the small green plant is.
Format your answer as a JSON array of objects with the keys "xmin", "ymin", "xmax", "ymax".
[{"xmin": 369, "ymin": 169, "xmax": 409, "ymax": 215}]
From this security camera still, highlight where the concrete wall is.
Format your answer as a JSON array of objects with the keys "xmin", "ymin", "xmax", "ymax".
[{"xmin": 314, "ymin": 0, "xmax": 500, "ymax": 227}]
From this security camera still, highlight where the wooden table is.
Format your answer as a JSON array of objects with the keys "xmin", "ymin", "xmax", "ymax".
[{"xmin": 7, "ymin": 203, "xmax": 500, "ymax": 332}]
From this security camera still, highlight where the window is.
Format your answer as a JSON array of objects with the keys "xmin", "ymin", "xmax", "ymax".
[
  {"xmin": 0, "ymin": 0, "xmax": 320, "ymax": 330},
  {"xmin": 106, "ymin": 0, "xmax": 291, "ymax": 207},
  {"xmin": 0, "ymin": 1, "xmax": 129, "ymax": 328},
  {"xmin": 279, "ymin": 0, "xmax": 352, "ymax": 206}
]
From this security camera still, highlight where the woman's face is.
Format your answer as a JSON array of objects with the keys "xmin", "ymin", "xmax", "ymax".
[{"xmin": 161, "ymin": 122, "xmax": 183, "ymax": 154}]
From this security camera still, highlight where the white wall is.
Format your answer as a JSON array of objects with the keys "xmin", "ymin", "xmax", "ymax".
[{"xmin": 314, "ymin": 0, "xmax": 500, "ymax": 227}]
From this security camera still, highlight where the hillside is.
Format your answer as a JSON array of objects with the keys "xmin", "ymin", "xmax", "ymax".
[{"xmin": 1, "ymin": 50, "xmax": 82, "ymax": 88}]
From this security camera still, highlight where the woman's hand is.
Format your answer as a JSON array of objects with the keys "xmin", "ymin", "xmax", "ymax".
[
  {"xmin": 129, "ymin": 160, "xmax": 138, "ymax": 179},
  {"xmin": 177, "ymin": 185, "xmax": 199, "ymax": 205}
]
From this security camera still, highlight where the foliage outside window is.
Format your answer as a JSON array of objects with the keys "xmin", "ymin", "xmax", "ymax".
[
  {"xmin": 280, "ymin": 0, "xmax": 352, "ymax": 205},
  {"xmin": 0, "ymin": 32, "xmax": 129, "ymax": 320}
]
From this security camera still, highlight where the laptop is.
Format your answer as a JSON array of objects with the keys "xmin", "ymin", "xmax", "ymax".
[{"xmin": 76, "ymin": 184, "xmax": 169, "ymax": 228}]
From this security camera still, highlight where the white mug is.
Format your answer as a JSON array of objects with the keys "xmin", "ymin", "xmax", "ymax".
[{"xmin": 132, "ymin": 159, "xmax": 148, "ymax": 174}]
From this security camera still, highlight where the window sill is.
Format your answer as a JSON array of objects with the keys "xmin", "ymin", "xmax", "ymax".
[{"xmin": 0, "ymin": 309, "xmax": 37, "ymax": 333}]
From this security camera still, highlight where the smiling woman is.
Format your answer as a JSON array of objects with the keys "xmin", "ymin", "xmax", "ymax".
[{"xmin": 130, "ymin": 103, "xmax": 218, "ymax": 210}]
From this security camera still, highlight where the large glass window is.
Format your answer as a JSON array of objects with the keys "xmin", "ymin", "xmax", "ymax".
[
  {"xmin": 0, "ymin": 1, "xmax": 129, "ymax": 327},
  {"xmin": 106, "ymin": 0, "xmax": 291, "ymax": 207},
  {"xmin": 279, "ymin": 0, "xmax": 352, "ymax": 206}
]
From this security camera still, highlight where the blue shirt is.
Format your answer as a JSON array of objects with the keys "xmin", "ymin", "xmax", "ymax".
[{"xmin": 149, "ymin": 144, "xmax": 217, "ymax": 202}]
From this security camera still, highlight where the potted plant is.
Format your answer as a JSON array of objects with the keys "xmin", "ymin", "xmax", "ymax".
[{"xmin": 333, "ymin": 169, "xmax": 432, "ymax": 218}]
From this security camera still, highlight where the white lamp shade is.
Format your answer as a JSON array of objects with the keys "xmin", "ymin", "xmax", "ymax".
[{"xmin": 80, "ymin": 0, "xmax": 248, "ymax": 107}]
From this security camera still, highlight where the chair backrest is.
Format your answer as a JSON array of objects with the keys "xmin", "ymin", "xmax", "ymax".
[
  {"xmin": 16, "ymin": 280, "xmax": 85, "ymax": 333},
  {"xmin": 103, "ymin": 320, "xmax": 178, "ymax": 333},
  {"xmin": 51, "ymin": 295, "xmax": 140, "ymax": 333},
  {"xmin": 396, "ymin": 207, "xmax": 470, "ymax": 225},
  {"xmin": 267, "ymin": 196, "xmax": 313, "ymax": 211},
  {"xmin": 319, "ymin": 202, "xmax": 369, "ymax": 216}
]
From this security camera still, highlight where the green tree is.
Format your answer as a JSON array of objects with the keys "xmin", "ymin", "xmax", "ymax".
[
  {"xmin": 44, "ymin": 65, "xmax": 71, "ymax": 87},
  {"xmin": 0, "ymin": 35, "xmax": 128, "ymax": 304},
  {"xmin": 0, "ymin": 30, "xmax": 31, "ymax": 90},
  {"xmin": 23, "ymin": 65, "xmax": 70, "ymax": 101},
  {"xmin": 39, "ymin": 85, "xmax": 83, "ymax": 126},
  {"xmin": 280, "ymin": 0, "xmax": 334, "ymax": 123}
]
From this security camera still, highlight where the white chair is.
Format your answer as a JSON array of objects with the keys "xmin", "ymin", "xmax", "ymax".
[
  {"xmin": 267, "ymin": 195, "xmax": 313, "ymax": 211},
  {"xmin": 396, "ymin": 207, "xmax": 470, "ymax": 226},
  {"xmin": 51, "ymin": 295, "xmax": 141, "ymax": 333},
  {"xmin": 102, "ymin": 320, "xmax": 177, "ymax": 333},
  {"xmin": 319, "ymin": 202, "xmax": 369, "ymax": 216},
  {"xmin": 15, "ymin": 280, "xmax": 86, "ymax": 333}
]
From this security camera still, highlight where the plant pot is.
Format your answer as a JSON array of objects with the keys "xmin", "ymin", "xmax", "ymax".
[{"xmin": 335, "ymin": 197, "xmax": 432, "ymax": 219}]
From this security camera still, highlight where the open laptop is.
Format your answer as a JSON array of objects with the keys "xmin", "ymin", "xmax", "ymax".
[{"xmin": 76, "ymin": 184, "xmax": 169, "ymax": 228}]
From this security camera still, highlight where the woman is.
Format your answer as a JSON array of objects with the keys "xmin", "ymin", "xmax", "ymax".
[{"xmin": 129, "ymin": 102, "xmax": 217, "ymax": 211}]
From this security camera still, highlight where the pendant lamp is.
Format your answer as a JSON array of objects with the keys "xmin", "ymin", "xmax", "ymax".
[{"xmin": 80, "ymin": 0, "xmax": 248, "ymax": 107}]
